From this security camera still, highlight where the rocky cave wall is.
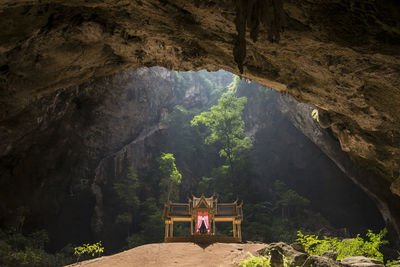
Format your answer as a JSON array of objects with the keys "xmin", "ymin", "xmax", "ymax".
[
  {"xmin": 0, "ymin": 0, "xmax": 399, "ymax": 244},
  {"xmin": 0, "ymin": 67, "xmax": 177, "ymax": 249},
  {"xmin": 236, "ymin": 83, "xmax": 385, "ymax": 234}
]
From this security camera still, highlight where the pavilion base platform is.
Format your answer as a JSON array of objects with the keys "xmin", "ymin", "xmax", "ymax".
[{"xmin": 165, "ymin": 235, "xmax": 241, "ymax": 244}]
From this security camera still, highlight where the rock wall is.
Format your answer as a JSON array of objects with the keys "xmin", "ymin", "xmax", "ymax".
[
  {"xmin": 0, "ymin": 67, "xmax": 177, "ymax": 248},
  {"xmin": 278, "ymin": 95, "xmax": 400, "ymax": 246},
  {"xmin": 239, "ymin": 83, "xmax": 384, "ymax": 238}
]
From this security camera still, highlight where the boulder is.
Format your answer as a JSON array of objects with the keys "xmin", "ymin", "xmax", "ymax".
[
  {"xmin": 258, "ymin": 242, "xmax": 340, "ymax": 267},
  {"xmin": 302, "ymin": 255, "xmax": 341, "ymax": 267},
  {"xmin": 290, "ymin": 242, "xmax": 306, "ymax": 253},
  {"xmin": 340, "ymin": 256, "xmax": 384, "ymax": 267},
  {"xmin": 258, "ymin": 242, "xmax": 308, "ymax": 267},
  {"xmin": 322, "ymin": 251, "xmax": 338, "ymax": 261}
]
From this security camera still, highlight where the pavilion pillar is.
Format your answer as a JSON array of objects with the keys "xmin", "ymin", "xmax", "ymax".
[
  {"xmin": 233, "ymin": 222, "xmax": 237, "ymax": 238},
  {"xmin": 213, "ymin": 219, "xmax": 216, "ymax": 235},
  {"xmin": 238, "ymin": 223, "xmax": 242, "ymax": 241},
  {"xmin": 165, "ymin": 222, "xmax": 169, "ymax": 239},
  {"xmin": 190, "ymin": 219, "xmax": 193, "ymax": 235},
  {"xmin": 170, "ymin": 221, "xmax": 174, "ymax": 237}
]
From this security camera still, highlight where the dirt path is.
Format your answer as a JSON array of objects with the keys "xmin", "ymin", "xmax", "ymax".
[{"xmin": 69, "ymin": 242, "xmax": 267, "ymax": 267}]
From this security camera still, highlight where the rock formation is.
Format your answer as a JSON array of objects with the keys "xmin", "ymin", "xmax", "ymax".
[
  {"xmin": 0, "ymin": 67, "xmax": 177, "ymax": 248},
  {"xmin": 259, "ymin": 242, "xmax": 386, "ymax": 267}
]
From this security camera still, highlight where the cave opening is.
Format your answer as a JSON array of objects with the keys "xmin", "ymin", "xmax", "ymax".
[
  {"xmin": 0, "ymin": 66, "xmax": 388, "ymax": 265},
  {"xmin": 158, "ymin": 68, "xmax": 385, "ymax": 245},
  {"xmin": 1, "ymin": 0, "xmax": 400, "ymax": 265}
]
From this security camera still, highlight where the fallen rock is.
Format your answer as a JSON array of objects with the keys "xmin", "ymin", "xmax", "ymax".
[
  {"xmin": 269, "ymin": 248, "xmax": 284, "ymax": 267},
  {"xmin": 290, "ymin": 242, "xmax": 306, "ymax": 253},
  {"xmin": 259, "ymin": 242, "xmax": 308, "ymax": 267},
  {"xmin": 322, "ymin": 251, "xmax": 338, "ymax": 261},
  {"xmin": 340, "ymin": 256, "xmax": 384, "ymax": 267},
  {"xmin": 302, "ymin": 255, "xmax": 341, "ymax": 267},
  {"xmin": 258, "ymin": 242, "xmax": 341, "ymax": 267}
]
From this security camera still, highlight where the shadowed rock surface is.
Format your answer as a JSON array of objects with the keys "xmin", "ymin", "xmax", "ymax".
[
  {"xmin": 259, "ymin": 242, "xmax": 385, "ymax": 267},
  {"xmin": 0, "ymin": 67, "xmax": 177, "ymax": 249}
]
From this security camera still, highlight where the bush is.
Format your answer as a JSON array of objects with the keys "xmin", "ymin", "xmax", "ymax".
[
  {"xmin": 239, "ymin": 253, "xmax": 271, "ymax": 267},
  {"xmin": 386, "ymin": 256, "xmax": 400, "ymax": 267},
  {"xmin": 296, "ymin": 229, "xmax": 388, "ymax": 261},
  {"xmin": 74, "ymin": 241, "xmax": 104, "ymax": 262},
  {"xmin": 0, "ymin": 229, "xmax": 75, "ymax": 267}
]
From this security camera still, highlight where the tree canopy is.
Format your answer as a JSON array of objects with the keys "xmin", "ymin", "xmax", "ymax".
[
  {"xmin": 190, "ymin": 94, "xmax": 252, "ymax": 169},
  {"xmin": 158, "ymin": 153, "xmax": 182, "ymax": 202}
]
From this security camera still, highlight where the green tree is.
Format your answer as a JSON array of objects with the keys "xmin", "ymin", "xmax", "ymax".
[
  {"xmin": 114, "ymin": 167, "xmax": 140, "ymax": 237},
  {"xmin": 126, "ymin": 197, "xmax": 164, "ymax": 248},
  {"xmin": 114, "ymin": 167, "xmax": 140, "ymax": 209},
  {"xmin": 158, "ymin": 153, "xmax": 182, "ymax": 202},
  {"xmin": 274, "ymin": 180, "xmax": 310, "ymax": 219},
  {"xmin": 190, "ymin": 94, "xmax": 252, "ymax": 179}
]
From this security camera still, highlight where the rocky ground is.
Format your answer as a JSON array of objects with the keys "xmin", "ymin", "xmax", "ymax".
[
  {"xmin": 68, "ymin": 242, "xmax": 266, "ymax": 267},
  {"xmin": 67, "ymin": 242, "xmax": 387, "ymax": 267}
]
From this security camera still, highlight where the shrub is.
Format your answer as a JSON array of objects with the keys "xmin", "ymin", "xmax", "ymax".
[
  {"xmin": 239, "ymin": 252, "xmax": 271, "ymax": 267},
  {"xmin": 386, "ymin": 256, "xmax": 400, "ymax": 267},
  {"xmin": 74, "ymin": 241, "xmax": 104, "ymax": 262},
  {"xmin": 0, "ymin": 229, "xmax": 75, "ymax": 267},
  {"xmin": 296, "ymin": 229, "xmax": 388, "ymax": 261}
]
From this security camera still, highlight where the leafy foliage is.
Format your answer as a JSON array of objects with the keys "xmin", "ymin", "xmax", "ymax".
[
  {"xmin": 311, "ymin": 109, "xmax": 319, "ymax": 122},
  {"xmin": 126, "ymin": 197, "xmax": 164, "ymax": 248},
  {"xmin": 114, "ymin": 167, "xmax": 140, "ymax": 210},
  {"xmin": 159, "ymin": 153, "xmax": 182, "ymax": 184},
  {"xmin": 74, "ymin": 241, "xmax": 104, "ymax": 262},
  {"xmin": 191, "ymin": 93, "xmax": 252, "ymax": 177},
  {"xmin": 113, "ymin": 154, "xmax": 181, "ymax": 249},
  {"xmin": 113, "ymin": 167, "xmax": 141, "ymax": 239},
  {"xmin": 115, "ymin": 213, "xmax": 133, "ymax": 225},
  {"xmin": 296, "ymin": 229, "xmax": 388, "ymax": 261},
  {"xmin": 0, "ymin": 229, "xmax": 75, "ymax": 266},
  {"xmin": 191, "ymin": 94, "xmax": 251, "ymax": 160},
  {"xmin": 239, "ymin": 252, "xmax": 271, "ymax": 267},
  {"xmin": 158, "ymin": 153, "xmax": 182, "ymax": 202},
  {"xmin": 386, "ymin": 254, "xmax": 400, "ymax": 267},
  {"xmin": 274, "ymin": 180, "xmax": 310, "ymax": 219}
]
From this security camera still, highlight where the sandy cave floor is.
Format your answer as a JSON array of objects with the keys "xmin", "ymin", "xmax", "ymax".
[{"xmin": 68, "ymin": 242, "xmax": 267, "ymax": 267}]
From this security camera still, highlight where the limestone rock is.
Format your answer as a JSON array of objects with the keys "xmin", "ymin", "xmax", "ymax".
[
  {"xmin": 302, "ymin": 255, "xmax": 341, "ymax": 267},
  {"xmin": 322, "ymin": 251, "xmax": 339, "ymax": 261},
  {"xmin": 258, "ymin": 242, "xmax": 309, "ymax": 267},
  {"xmin": 0, "ymin": 67, "xmax": 177, "ymax": 248},
  {"xmin": 258, "ymin": 242, "xmax": 345, "ymax": 267},
  {"xmin": 391, "ymin": 177, "xmax": 400, "ymax": 197},
  {"xmin": 340, "ymin": 256, "xmax": 384, "ymax": 267},
  {"xmin": 290, "ymin": 242, "xmax": 306, "ymax": 253}
]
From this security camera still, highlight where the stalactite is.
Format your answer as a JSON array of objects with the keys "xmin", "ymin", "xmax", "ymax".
[
  {"xmin": 233, "ymin": 0, "xmax": 285, "ymax": 74},
  {"xmin": 234, "ymin": 0, "xmax": 247, "ymax": 74}
]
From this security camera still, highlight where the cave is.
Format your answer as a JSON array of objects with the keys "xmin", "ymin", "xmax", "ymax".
[{"xmin": 1, "ymin": 0, "xmax": 400, "ymax": 265}]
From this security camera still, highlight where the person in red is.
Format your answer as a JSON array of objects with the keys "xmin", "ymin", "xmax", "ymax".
[
  {"xmin": 199, "ymin": 220, "xmax": 207, "ymax": 234},
  {"xmin": 196, "ymin": 211, "xmax": 210, "ymax": 234}
]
